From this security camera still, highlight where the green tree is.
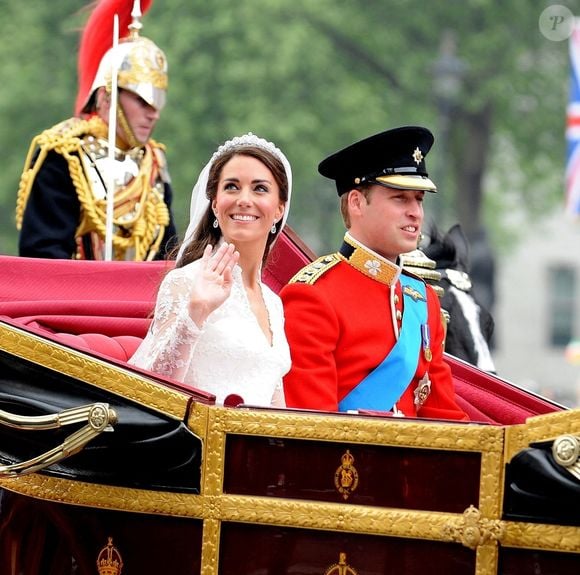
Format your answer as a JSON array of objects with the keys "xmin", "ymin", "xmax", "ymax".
[{"xmin": 0, "ymin": 0, "xmax": 573, "ymax": 258}]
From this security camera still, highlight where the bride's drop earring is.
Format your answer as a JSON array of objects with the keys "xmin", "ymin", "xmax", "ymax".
[{"xmin": 213, "ymin": 218, "xmax": 219, "ymax": 229}]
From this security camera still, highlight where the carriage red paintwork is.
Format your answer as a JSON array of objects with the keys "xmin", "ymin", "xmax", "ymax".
[{"xmin": 0, "ymin": 227, "xmax": 578, "ymax": 575}]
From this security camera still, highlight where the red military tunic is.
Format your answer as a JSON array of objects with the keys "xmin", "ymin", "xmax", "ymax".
[{"xmin": 281, "ymin": 235, "xmax": 468, "ymax": 420}]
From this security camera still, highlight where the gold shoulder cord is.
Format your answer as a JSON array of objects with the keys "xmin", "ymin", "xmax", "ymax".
[
  {"xmin": 15, "ymin": 119, "xmax": 169, "ymax": 261},
  {"xmin": 288, "ymin": 253, "xmax": 341, "ymax": 285},
  {"xmin": 75, "ymin": 143, "xmax": 168, "ymax": 261},
  {"xmin": 15, "ymin": 117, "xmax": 95, "ymax": 230}
]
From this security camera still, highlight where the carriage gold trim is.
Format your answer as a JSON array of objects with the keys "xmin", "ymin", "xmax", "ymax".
[{"xmin": 1, "ymin": 319, "xmax": 579, "ymax": 574}]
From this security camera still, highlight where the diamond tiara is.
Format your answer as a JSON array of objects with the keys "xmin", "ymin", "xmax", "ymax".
[{"xmin": 210, "ymin": 132, "xmax": 287, "ymax": 167}]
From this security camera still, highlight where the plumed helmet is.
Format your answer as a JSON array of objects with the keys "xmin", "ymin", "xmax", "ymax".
[
  {"xmin": 83, "ymin": 36, "xmax": 167, "ymax": 113},
  {"xmin": 75, "ymin": 0, "xmax": 168, "ymax": 116}
]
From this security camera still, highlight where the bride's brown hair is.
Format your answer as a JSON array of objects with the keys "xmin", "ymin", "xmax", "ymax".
[{"xmin": 176, "ymin": 146, "xmax": 288, "ymax": 269}]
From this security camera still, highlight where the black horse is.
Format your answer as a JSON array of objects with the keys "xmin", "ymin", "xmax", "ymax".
[{"xmin": 404, "ymin": 224, "xmax": 496, "ymax": 372}]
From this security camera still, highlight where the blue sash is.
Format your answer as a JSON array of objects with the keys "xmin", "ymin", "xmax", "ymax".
[{"xmin": 338, "ymin": 275, "xmax": 427, "ymax": 412}]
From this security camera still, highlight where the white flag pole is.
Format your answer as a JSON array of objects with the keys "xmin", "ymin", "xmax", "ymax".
[{"xmin": 105, "ymin": 14, "xmax": 119, "ymax": 261}]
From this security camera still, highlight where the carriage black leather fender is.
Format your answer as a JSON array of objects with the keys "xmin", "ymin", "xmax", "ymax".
[
  {"xmin": 0, "ymin": 349, "xmax": 201, "ymax": 493},
  {"xmin": 503, "ymin": 436, "xmax": 580, "ymax": 527}
]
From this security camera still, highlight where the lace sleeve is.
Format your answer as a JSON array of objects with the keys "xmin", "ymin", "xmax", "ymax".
[{"xmin": 129, "ymin": 269, "xmax": 202, "ymax": 382}]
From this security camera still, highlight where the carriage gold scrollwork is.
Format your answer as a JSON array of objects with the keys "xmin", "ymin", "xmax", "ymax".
[
  {"xmin": 324, "ymin": 552, "xmax": 358, "ymax": 575},
  {"xmin": 442, "ymin": 505, "xmax": 505, "ymax": 550},
  {"xmin": 334, "ymin": 450, "xmax": 359, "ymax": 500}
]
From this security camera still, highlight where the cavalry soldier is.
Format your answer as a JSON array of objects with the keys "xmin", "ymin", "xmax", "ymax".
[
  {"xmin": 16, "ymin": 0, "xmax": 177, "ymax": 261},
  {"xmin": 281, "ymin": 126, "xmax": 468, "ymax": 420}
]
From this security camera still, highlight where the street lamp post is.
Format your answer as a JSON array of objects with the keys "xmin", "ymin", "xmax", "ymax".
[
  {"xmin": 431, "ymin": 30, "xmax": 466, "ymax": 222},
  {"xmin": 431, "ymin": 35, "xmax": 496, "ymax": 321}
]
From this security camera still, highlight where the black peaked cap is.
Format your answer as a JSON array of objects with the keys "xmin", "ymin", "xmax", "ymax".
[{"xmin": 318, "ymin": 126, "xmax": 437, "ymax": 196}]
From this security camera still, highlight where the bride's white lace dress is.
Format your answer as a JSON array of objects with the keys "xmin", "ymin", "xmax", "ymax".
[{"xmin": 129, "ymin": 261, "xmax": 291, "ymax": 406}]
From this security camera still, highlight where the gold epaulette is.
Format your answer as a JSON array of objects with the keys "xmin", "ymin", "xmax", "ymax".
[
  {"xmin": 401, "ymin": 267, "xmax": 445, "ymax": 298},
  {"xmin": 400, "ymin": 266, "xmax": 426, "ymax": 283},
  {"xmin": 288, "ymin": 253, "xmax": 341, "ymax": 285},
  {"xmin": 400, "ymin": 250, "xmax": 445, "ymax": 298},
  {"xmin": 41, "ymin": 117, "xmax": 95, "ymax": 140},
  {"xmin": 31, "ymin": 117, "xmax": 105, "ymax": 153},
  {"xmin": 15, "ymin": 117, "xmax": 104, "ymax": 229}
]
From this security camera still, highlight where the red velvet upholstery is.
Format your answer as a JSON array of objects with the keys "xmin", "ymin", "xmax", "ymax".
[
  {"xmin": 263, "ymin": 227, "xmax": 317, "ymax": 293},
  {"xmin": 0, "ymin": 227, "xmax": 563, "ymax": 424},
  {"xmin": 0, "ymin": 255, "xmax": 171, "ymax": 338},
  {"xmin": 48, "ymin": 332, "xmax": 144, "ymax": 362},
  {"xmin": 446, "ymin": 354, "xmax": 559, "ymax": 425}
]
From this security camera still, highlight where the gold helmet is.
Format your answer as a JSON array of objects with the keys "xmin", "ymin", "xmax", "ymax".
[{"xmin": 75, "ymin": 0, "xmax": 168, "ymax": 116}]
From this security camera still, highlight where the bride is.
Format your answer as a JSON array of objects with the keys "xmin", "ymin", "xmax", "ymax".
[{"xmin": 129, "ymin": 133, "xmax": 292, "ymax": 407}]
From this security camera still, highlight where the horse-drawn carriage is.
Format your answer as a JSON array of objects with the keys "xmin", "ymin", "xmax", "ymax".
[{"xmin": 1, "ymin": 228, "xmax": 578, "ymax": 575}]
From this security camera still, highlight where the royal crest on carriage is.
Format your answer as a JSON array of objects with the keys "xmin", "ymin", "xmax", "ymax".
[
  {"xmin": 96, "ymin": 537, "xmax": 123, "ymax": 575},
  {"xmin": 334, "ymin": 449, "xmax": 359, "ymax": 500},
  {"xmin": 324, "ymin": 552, "xmax": 359, "ymax": 575}
]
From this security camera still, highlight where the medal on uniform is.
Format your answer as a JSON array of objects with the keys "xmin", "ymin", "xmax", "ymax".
[
  {"xmin": 421, "ymin": 323, "xmax": 432, "ymax": 362},
  {"xmin": 414, "ymin": 373, "xmax": 432, "ymax": 407}
]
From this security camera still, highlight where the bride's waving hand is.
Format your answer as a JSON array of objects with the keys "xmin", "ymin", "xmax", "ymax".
[{"xmin": 187, "ymin": 243, "xmax": 239, "ymax": 328}]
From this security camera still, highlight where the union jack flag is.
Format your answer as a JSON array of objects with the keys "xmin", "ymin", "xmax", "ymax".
[{"xmin": 566, "ymin": 19, "xmax": 580, "ymax": 216}]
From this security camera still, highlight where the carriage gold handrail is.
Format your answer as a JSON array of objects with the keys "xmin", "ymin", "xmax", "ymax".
[{"xmin": 0, "ymin": 403, "xmax": 117, "ymax": 477}]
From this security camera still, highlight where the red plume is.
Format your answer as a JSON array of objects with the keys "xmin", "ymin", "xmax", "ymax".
[{"xmin": 75, "ymin": 0, "xmax": 153, "ymax": 116}]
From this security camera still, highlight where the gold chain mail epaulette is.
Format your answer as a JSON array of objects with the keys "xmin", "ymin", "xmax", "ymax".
[
  {"xmin": 400, "ymin": 249, "xmax": 444, "ymax": 298},
  {"xmin": 288, "ymin": 253, "xmax": 341, "ymax": 285}
]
